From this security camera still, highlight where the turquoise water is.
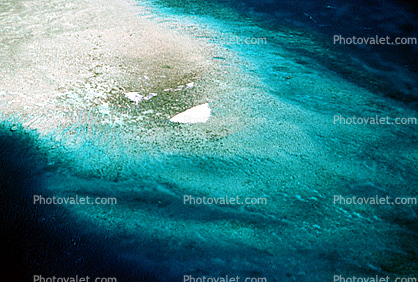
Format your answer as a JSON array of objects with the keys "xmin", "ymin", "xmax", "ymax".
[{"xmin": 1, "ymin": 0, "xmax": 418, "ymax": 281}]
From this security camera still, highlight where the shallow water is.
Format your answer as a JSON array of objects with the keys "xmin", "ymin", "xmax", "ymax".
[{"xmin": 1, "ymin": 0, "xmax": 418, "ymax": 281}]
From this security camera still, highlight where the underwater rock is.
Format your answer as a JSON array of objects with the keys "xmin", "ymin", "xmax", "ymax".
[{"xmin": 10, "ymin": 125, "xmax": 18, "ymax": 132}]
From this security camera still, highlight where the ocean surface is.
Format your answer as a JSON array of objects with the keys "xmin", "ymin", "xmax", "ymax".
[{"xmin": 1, "ymin": 0, "xmax": 418, "ymax": 281}]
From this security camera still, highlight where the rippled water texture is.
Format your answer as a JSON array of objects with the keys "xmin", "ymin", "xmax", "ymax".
[{"xmin": 1, "ymin": 0, "xmax": 418, "ymax": 281}]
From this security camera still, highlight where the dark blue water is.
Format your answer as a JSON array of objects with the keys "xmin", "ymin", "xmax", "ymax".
[{"xmin": 151, "ymin": 0, "xmax": 418, "ymax": 105}]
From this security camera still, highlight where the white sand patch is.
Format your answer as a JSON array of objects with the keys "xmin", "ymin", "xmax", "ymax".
[
  {"xmin": 0, "ymin": 0, "xmax": 263, "ymax": 167},
  {"xmin": 170, "ymin": 103, "xmax": 211, "ymax": 123},
  {"xmin": 0, "ymin": 0, "xmax": 222, "ymax": 130},
  {"xmin": 124, "ymin": 92, "xmax": 144, "ymax": 105}
]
